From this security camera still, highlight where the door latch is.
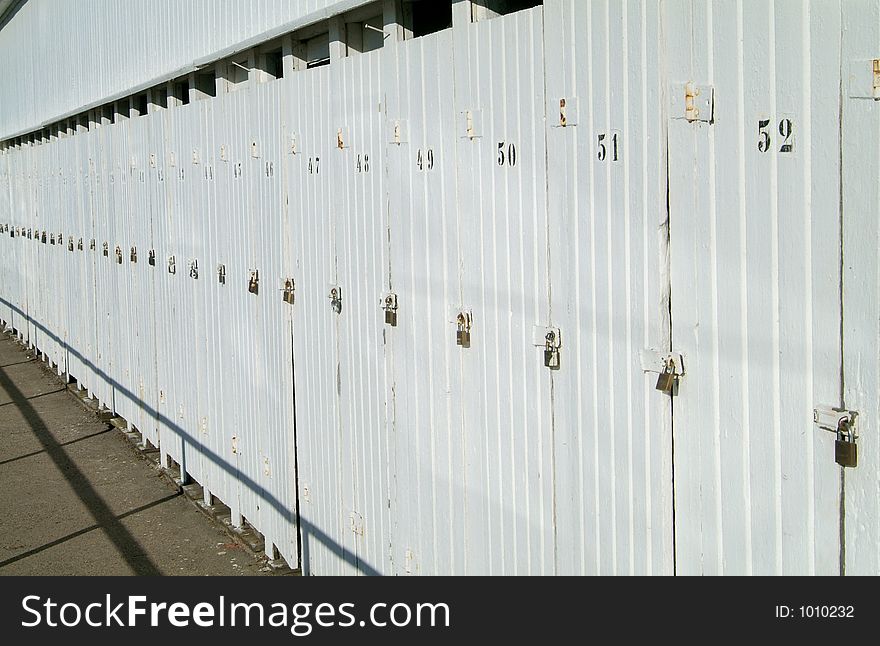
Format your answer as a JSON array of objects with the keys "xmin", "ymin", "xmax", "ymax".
[{"xmin": 248, "ymin": 270, "xmax": 260, "ymax": 294}]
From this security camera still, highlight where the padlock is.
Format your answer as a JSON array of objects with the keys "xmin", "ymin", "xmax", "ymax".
[
  {"xmin": 130, "ymin": 247, "xmax": 137, "ymax": 263},
  {"xmin": 835, "ymin": 417, "xmax": 858, "ymax": 468},
  {"xmin": 148, "ymin": 249, "xmax": 156, "ymax": 265},
  {"xmin": 116, "ymin": 246, "xmax": 123, "ymax": 264},
  {"xmin": 217, "ymin": 264, "xmax": 226, "ymax": 285},
  {"xmin": 456, "ymin": 313, "xmax": 471, "ymax": 348},
  {"xmin": 544, "ymin": 331, "xmax": 561, "ymax": 370},
  {"xmin": 78, "ymin": 238, "xmax": 83, "ymax": 251},
  {"xmin": 382, "ymin": 294, "xmax": 398, "ymax": 327},
  {"xmin": 282, "ymin": 279, "xmax": 295, "ymax": 304},
  {"xmin": 329, "ymin": 287, "xmax": 342, "ymax": 314},
  {"xmin": 248, "ymin": 270, "xmax": 260, "ymax": 294},
  {"xmin": 835, "ymin": 436, "xmax": 858, "ymax": 469},
  {"xmin": 655, "ymin": 360, "xmax": 676, "ymax": 394}
]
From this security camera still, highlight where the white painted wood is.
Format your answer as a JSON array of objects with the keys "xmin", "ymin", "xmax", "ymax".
[
  {"xmin": 841, "ymin": 0, "xmax": 880, "ymax": 576},
  {"xmin": 666, "ymin": 0, "xmax": 842, "ymax": 575},
  {"xmin": 545, "ymin": 0, "xmax": 674, "ymax": 576}
]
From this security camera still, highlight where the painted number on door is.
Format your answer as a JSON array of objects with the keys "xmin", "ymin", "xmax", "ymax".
[
  {"xmin": 356, "ymin": 154, "xmax": 370, "ymax": 174},
  {"xmin": 597, "ymin": 132, "xmax": 621, "ymax": 162},
  {"xmin": 417, "ymin": 148, "xmax": 435, "ymax": 172},
  {"xmin": 497, "ymin": 142, "xmax": 517, "ymax": 167},
  {"xmin": 308, "ymin": 157, "xmax": 320, "ymax": 175},
  {"xmin": 757, "ymin": 117, "xmax": 795, "ymax": 154}
]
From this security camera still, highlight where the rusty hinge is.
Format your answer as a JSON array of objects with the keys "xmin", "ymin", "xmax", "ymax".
[{"xmin": 671, "ymin": 82, "xmax": 714, "ymax": 123}]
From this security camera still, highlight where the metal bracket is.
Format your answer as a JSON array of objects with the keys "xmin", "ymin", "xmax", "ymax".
[
  {"xmin": 551, "ymin": 97, "xmax": 579, "ymax": 128},
  {"xmin": 388, "ymin": 119, "xmax": 409, "ymax": 145},
  {"xmin": 460, "ymin": 110, "xmax": 482, "ymax": 139},
  {"xmin": 248, "ymin": 270, "xmax": 260, "ymax": 294},
  {"xmin": 640, "ymin": 349, "xmax": 686, "ymax": 376},
  {"xmin": 168, "ymin": 255, "xmax": 177, "ymax": 275},
  {"xmin": 671, "ymin": 82, "xmax": 714, "ymax": 123},
  {"xmin": 189, "ymin": 259, "xmax": 199, "ymax": 280},
  {"xmin": 217, "ymin": 264, "xmax": 226, "ymax": 285}
]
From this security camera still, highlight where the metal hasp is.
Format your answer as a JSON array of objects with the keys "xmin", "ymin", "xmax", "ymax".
[
  {"xmin": 329, "ymin": 286, "xmax": 342, "ymax": 314},
  {"xmin": 130, "ymin": 246, "xmax": 137, "ymax": 263},
  {"xmin": 217, "ymin": 264, "xmax": 226, "ymax": 285},
  {"xmin": 77, "ymin": 238, "xmax": 83, "ymax": 251},
  {"xmin": 248, "ymin": 270, "xmax": 260, "ymax": 294},
  {"xmin": 68, "ymin": 238, "xmax": 74, "ymax": 252},
  {"xmin": 456, "ymin": 311, "xmax": 473, "ymax": 348},
  {"xmin": 671, "ymin": 82, "xmax": 715, "ymax": 123},
  {"xmin": 189, "ymin": 259, "xmax": 199, "ymax": 280},
  {"xmin": 281, "ymin": 278, "xmax": 295, "ymax": 305},
  {"xmin": 147, "ymin": 249, "xmax": 155, "ymax": 266},
  {"xmin": 115, "ymin": 246, "xmax": 123, "ymax": 264},
  {"xmin": 814, "ymin": 407, "xmax": 860, "ymax": 468},
  {"xmin": 382, "ymin": 293, "xmax": 398, "ymax": 326},
  {"xmin": 102, "ymin": 242, "xmax": 109, "ymax": 257},
  {"xmin": 167, "ymin": 255, "xmax": 176, "ymax": 275}
]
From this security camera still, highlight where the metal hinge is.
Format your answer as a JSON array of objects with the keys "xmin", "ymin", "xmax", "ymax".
[{"xmin": 671, "ymin": 82, "xmax": 714, "ymax": 123}]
